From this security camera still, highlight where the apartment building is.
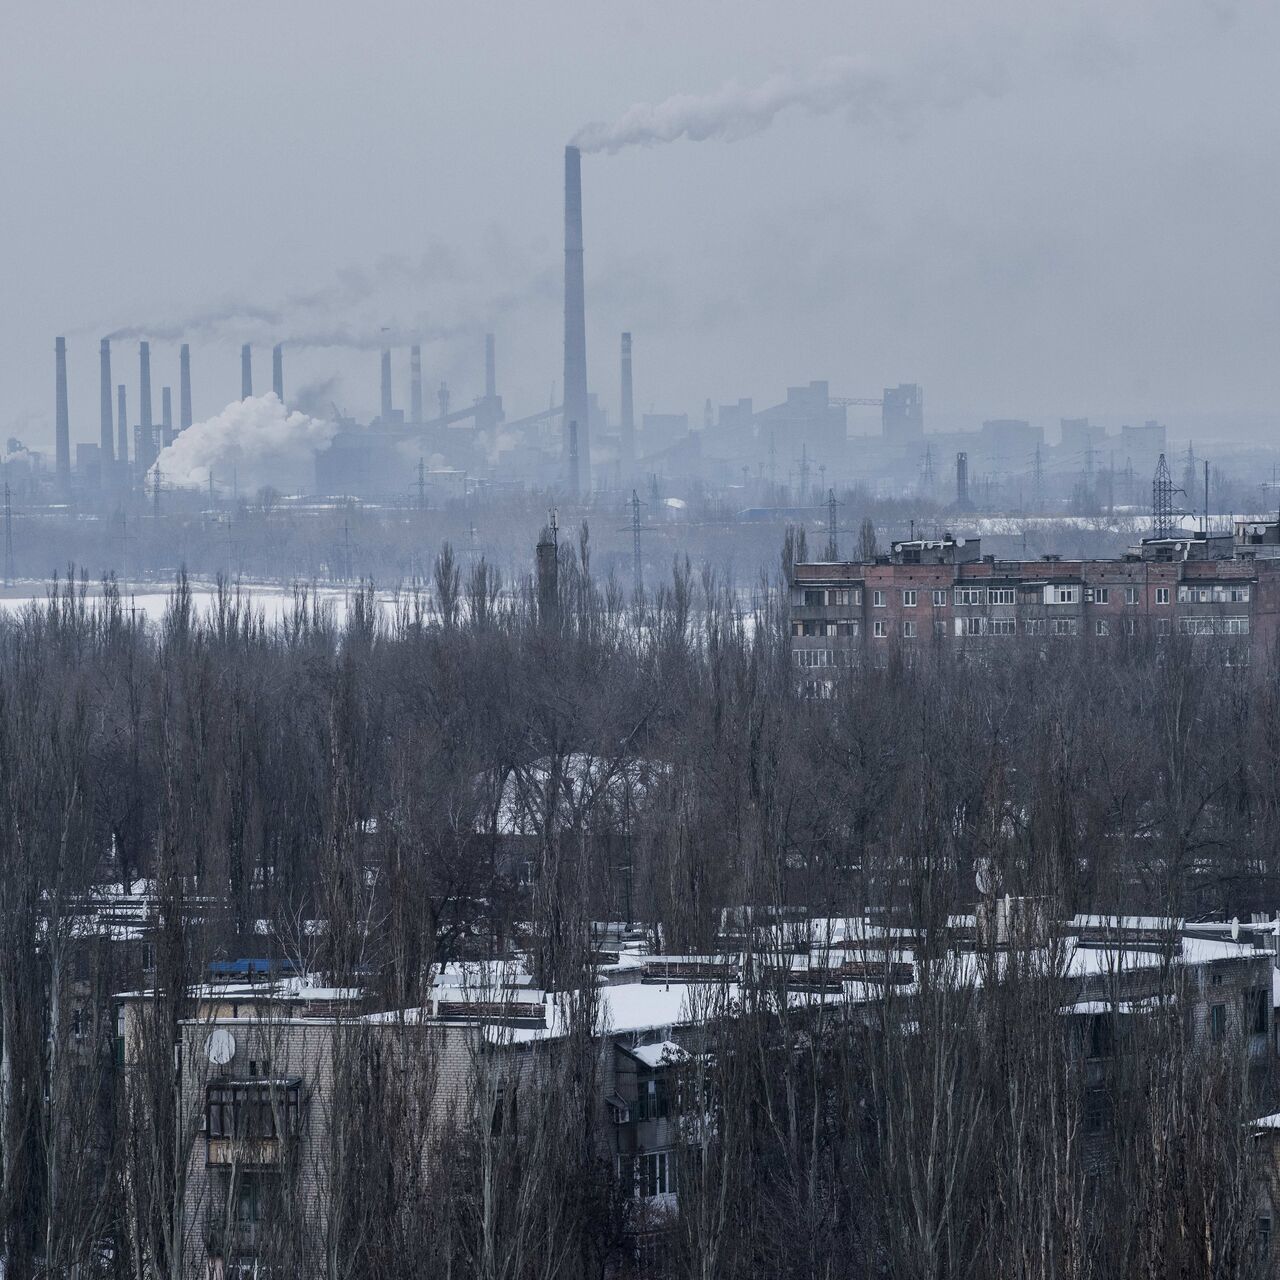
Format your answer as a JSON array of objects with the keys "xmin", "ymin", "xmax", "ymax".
[{"xmin": 791, "ymin": 526, "xmax": 1280, "ymax": 677}]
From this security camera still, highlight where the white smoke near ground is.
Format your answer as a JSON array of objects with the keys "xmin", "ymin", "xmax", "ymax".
[
  {"xmin": 572, "ymin": 53, "xmax": 1009, "ymax": 153},
  {"xmin": 150, "ymin": 394, "xmax": 336, "ymax": 495}
]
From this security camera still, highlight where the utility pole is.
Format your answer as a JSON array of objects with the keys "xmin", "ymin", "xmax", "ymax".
[
  {"xmin": 3, "ymin": 483, "xmax": 13, "ymax": 587},
  {"xmin": 630, "ymin": 489, "xmax": 644, "ymax": 596}
]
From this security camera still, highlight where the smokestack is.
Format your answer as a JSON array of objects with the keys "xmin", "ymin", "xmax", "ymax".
[
  {"xmin": 161, "ymin": 387, "xmax": 173, "ymax": 448},
  {"xmin": 116, "ymin": 385, "xmax": 128, "ymax": 468},
  {"xmin": 410, "ymin": 345, "xmax": 423, "ymax": 423},
  {"xmin": 55, "ymin": 336, "xmax": 71, "ymax": 487},
  {"xmin": 620, "ymin": 332, "xmax": 634, "ymax": 465},
  {"xmin": 568, "ymin": 420, "xmax": 580, "ymax": 499},
  {"xmin": 179, "ymin": 344, "xmax": 192, "ymax": 430},
  {"xmin": 536, "ymin": 527, "xmax": 559, "ymax": 627},
  {"xmin": 272, "ymin": 343, "xmax": 284, "ymax": 403},
  {"xmin": 380, "ymin": 348, "xmax": 393, "ymax": 421},
  {"xmin": 563, "ymin": 145, "xmax": 591, "ymax": 493},
  {"xmin": 485, "ymin": 333, "xmax": 496, "ymax": 401},
  {"xmin": 241, "ymin": 344, "xmax": 253, "ymax": 399},
  {"xmin": 956, "ymin": 451, "xmax": 970, "ymax": 508},
  {"xmin": 99, "ymin": 339, "xmax": 115, "ymax": 468},
  {"xmin": 139, "ymin": 341, "xmax": 153, "ymax": 434}
]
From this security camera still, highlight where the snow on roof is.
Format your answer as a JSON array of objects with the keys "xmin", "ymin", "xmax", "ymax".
[
  {"xmin": 627, "ymin": 1040, "xmax": 690, "ymax": 1068},
  {"xmin": 1254, "ymin": 1113, "xmax": 1280, "ymax": 1131}
]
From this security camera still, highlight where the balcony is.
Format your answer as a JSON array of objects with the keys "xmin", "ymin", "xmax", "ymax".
[{"xmin": 205, "ymin": 1079, "xmax": 302, "ymax": 1168}]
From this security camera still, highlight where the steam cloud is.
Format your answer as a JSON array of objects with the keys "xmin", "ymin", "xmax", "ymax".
[
  {"xmin": 151, "ymin": 394, "xmax": 336, "ymax": 495},
  {"xmin": 572, "ymin": 54, "xmax": 1006, "ymax": 153}
]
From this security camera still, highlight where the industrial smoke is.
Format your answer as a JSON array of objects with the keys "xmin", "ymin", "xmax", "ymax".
[
  {"xmin": 150, "ymin": 394, "xmax": 335, "ymax": 494},
  {"xmin": 572, "ymin": 54, "xmax": 1004, "ymax": 153}
]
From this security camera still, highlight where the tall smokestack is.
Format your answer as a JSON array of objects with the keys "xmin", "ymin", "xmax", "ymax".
[
  {"xmin": 55, "ymin": 336, "xmax": 71, "ymax": 488},
  {"xmin": 485, "ymin": 333, "xmax": 496, "ymax": 400},
  {"xmin": 179, "ymin": 344, "xmax": 192, "ymax": 430},
  {"xmin": 272, "ymin": 343, "xmax": 284, "ymax": 402},
  {"xmin": 161, "ymin": 387, "xmax": 173, "ymax": 448},
  {"xmin": 563, "ymin": 145, "xmax": 591, "ymax": 493},
  {"xmin": 116, "ymin": 385, "xmax": 128, "ymax": 469},
  {"xmin": 99, "ymin": 339, "xmax": 115, "ymax": 469},
  {"xmin": 138, "ymin": 341, "xmax": 153, "ymax": 470},
  {"xmin": 410, "ymin": 345, "xmax": 423, "ymax": 422},
  {"xmin": 620, "ymin": 332, "xmax": 634, "ymax": 465},
  {"xmin": 241, "ymin": 344, "xmax": 253, "ymax": 399},
  {"xmin": 380, "ymin": 348, "xmax": 393, "ymax": 421},
  {"xmin": 568, "ymin": 420, "xmax": 581, "ymax": 499}
]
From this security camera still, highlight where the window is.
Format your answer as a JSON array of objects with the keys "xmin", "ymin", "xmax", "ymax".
[
  {"xmin": 1125, "ymin": 586, "xmax": 1140, "ymax": 605},
  {"xmin": 988, "ymin": 588, "xmax": 1015, "ymax": 605},
  {"xmin": 1025, "ymin": 618, "xmax": 1046, "ymax": 635},
  {"xmin": 1246, "ymin": 988, "xmax": 1269, "ymax": 1037},
  {"xmin": 1230, "ymin": 585, "xmax": 1251, "ymax": 602},
  {"xmin": 989, "ymin": 618, "xmax": 1016, "ymax": 636},
  {"xmin": 931, "ymin": 589, "xmax": 947, "ymax": 607},
  {"xmin": 1210, "ymin": 1003, "xmax": 1227, "ymax": 1042},
  {"xmin": 836, "ymin": 620, "xmax": 860, "ymax": 637},
  {"xmin": 933, "ymin": 620, "xmax": 947, "ymax": 638},
  {"xmin": 71, "ymin": 1008, "xmax": 85, "ymax": 1042},
  {"xmin": 902, "ymin": 589, "xmax": 917, "ymax": 607},
  {"xmin": 956, "ymin": 616, "xmax": 986, "ymax": 637},
  {"xmin": 829, "ymin": 588, "xmax": 851, "ymax": 606},
  {"xmin": 1092, "ymin": 587, "xmax": 1110, "ymax": 604},
  {"xmin": 873, "ymin": 620, "xmax": 886, "ymax": 638},
  {"xmin": 1156, "ymin": 587, "xmax": 1170, "ymax": 605},
  {"xmin": 872, "ymin": 590, "xmax": 885, "ymax": 607},
  {"xmin": 206, "ymin": 1080, "xmax": 302, "ymax": 1142},
  {"xmin": 954, "ymin": 587, "xmax": 985, "ymax": 606},
  {"xmin": 1156, "ymin": 618, "xmax": 1171, "ymax": 635},
  {"xmin": 621, "ymin": 1150, "xmax": 676, "ymax": 1199},
  {"xmin": 635, "ymin": 1075, "xmax": 673, "ymax": 1122},
  {"xmin": 803, "ymin": 589, "xmax": 825, "ymax": 607},
  {"xmin": 1051, "ymin": 618, "xmax": 1078, "ymax": 637},
  {"xmin": 1124, "ymin": 618, "xmax": 1136, "ymax": 636},
  {"xmin": 902, "ymin": 620, "xmax": 916, "ymax": 638},
  {"xmin": 1094, "ymin": 620, "xmax": 1109, "ymax": 636},
  {"xmin": 1049, "ymin": 585, "xmax": 1079, "ymax": 604},
  {"xmin": 1257, "ymin": 1215, "xmax": 1272, "ymax": 1261}
]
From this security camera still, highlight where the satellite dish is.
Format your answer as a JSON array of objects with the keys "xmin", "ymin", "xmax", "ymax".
[
  {"xmin": 955, "ymin": 537, "xmax": 966, "ymax": 547},
  {"xmin": 974, "ymin": 857, "xmax": 996, "ymax": 898},
  {"xmin": 1231, "ymin": 916, "xmax": 1240, "ymax": 942},
  {"xmin": 206, "ymin": 1028, "xmax": 236, "ymax": 1066}
]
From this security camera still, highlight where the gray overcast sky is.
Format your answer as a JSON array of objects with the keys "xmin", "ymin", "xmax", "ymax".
[{"xmin": 3, "ymin": 0, "xmax": 1277, "ymax": 451}]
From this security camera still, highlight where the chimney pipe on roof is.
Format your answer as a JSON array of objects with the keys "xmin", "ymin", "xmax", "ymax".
[
  {"xmin": 563, "ymin": 146, "xmax": 590, "ymax": 494},
  {"xmin": 620, "ymin": 332, "xmax": 634, "ymax": 466},
  {"xmin": 55, "ymin": 336, "xmax": 71, "ymax": 488},
  {"xmin": 99, "ymin": 339, "xmax": 115, "ymax": 470},
  {"xmin": 240, "ymin": 344, "xmax": 252, "ymax": 400},
  {"xmin": 380, "ymin": 348, "xmax": 393, "ymax": 422},
  {"xmin": 179, "ymin": 344, "xmax": 192, "ymax": 430},
  {"xmin": 410, "ymin": 345, "xmax": 423, "ymax": 423},
  {"xmin": 272, "ymin": 343, "xmax": 284, "ymax": 403}
]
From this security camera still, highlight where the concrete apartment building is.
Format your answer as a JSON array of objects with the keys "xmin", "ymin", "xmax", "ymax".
[{"xmin": 791, "ymin": 523, "xmax": 1280, "ymax": 677}]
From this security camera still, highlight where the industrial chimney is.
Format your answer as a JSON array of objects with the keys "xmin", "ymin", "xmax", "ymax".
[
  {"xmin": 380, "ymin": 348, "xmax": 393, "ymax": 422},
  {"xmin": 410, "ymin": 345, "xmax": 423, "ymax": 423},
  {"xmin": 241, "ymin": 344, "xmax": 253, "ymax": 399},
  {"xmin": 563, "ymin": 145, "xmax": 590, "ymax": 494},
  {"xmin": 179, "ymin": 345, "xmax": 192, "ymax": 429},
  {"xmin": 272, "ymin": 343, "xmax": 284, "ymax": 403},
  {"xmin": 161, "ymin": 387, "xmax": 173, "ymax": 449},
  {"xmin": 116, "ymin": 385, "xmax": 128, "ymax": 469},
  {"xmin": 138, "ymin": 341, "xmax": 154, "ymax": 471},
  {"xmin": 568, "ymin": 420, "xmax": 581, "ymax": 500},
  {"xmin": 99, "ymin": 339, "xmax": 115, "ymax": 469},
  {"xmin": 956, "ymin": 451, "xmax": 970, "ymax": 509},
  {"xmin": 54, "ymin": 336, "xmax": 71, "ymax": 488},
  {"xmin": 485, "ymin": 333, "xmax": 496, "ymax": 401},
  {"xmin": 620, "ymin": 332, "xmax": 634, "ymax": 465}
]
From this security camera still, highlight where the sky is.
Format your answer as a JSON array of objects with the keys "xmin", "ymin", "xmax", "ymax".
[{"xmin": 2, "ymin": 0, "xmax": 1277, "ymax": 453}]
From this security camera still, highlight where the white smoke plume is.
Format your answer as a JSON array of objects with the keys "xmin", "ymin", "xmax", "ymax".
[
  {"xmin": 150, "ymin": 394, "xmax": 336, "ymax": 495},
  {"xmin": 572, "ymin": 54, "xmax": 1007, "ymax": 153}
]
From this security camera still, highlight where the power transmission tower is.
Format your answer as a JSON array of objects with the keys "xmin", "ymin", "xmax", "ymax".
[
  {"xmin": 417, "ymin": 457, "xmax": 427, "ymax": 511},
  {"xmin": 922, "ymin": 444, "xmax": 935, "ymax": 494},
  {"xmin": 824, "ymin": 488, "xmax": 840, "ymax": 560},
  {"xmin": 797, "ymin": 445, "xmax": 811, "ymax": 502},
  {"xmin": 151, "ymin": 467, "xmax": 162, "ymax": 519},
  {"xmin": 3, "ymin": 483, "xmax": 13, "ymax": 587},
  {"xmin": 630, "ymin": 489, "xmax": 644, "ymax": 596},
  {"xmin": 1151, "ymin": 453, "xmax": 1183, "ymax": 539},
  {"xmin": 1032, "ymin": 443, "xmax": 1044, "ymax": 512}
]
